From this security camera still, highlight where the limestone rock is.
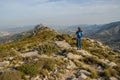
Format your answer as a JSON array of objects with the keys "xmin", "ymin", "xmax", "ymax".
[
  {"xmin": 31, "ymin": 75, "xmax": 41, "ymax": 80},
  {"xmin": 79, "ymin": 70, "xmax": 91, "ymax": 76},
  {"xmin": 20, "ymin": 50, "xmax": 39, "ymax": 57},
  {"xmin": 109, "ymin": 77, "xmax": 118, "ymax": 80},
  {"xmin": 0, "ymin": 61, "xmax": 10, "ymax": 68},
  {"xmin": 77, "ymin": 50, "xmax": 92, "ymax": 56},
  {"xmin": 9, "ymin": 57, "xmax": 14, "ymax": 60},
  {"xmin": 108, "ymin": 62, "xmax": 117, "ymax": 67},
  {"xmin": 58, "ymin": 50, "xmax": 68, "ymax": 57},
  {"xmin": 76, "ymin": 70, "xmax": 91, "ymax": 78},
  {"xmin": 78, "ymin": 73, "xmax": 87, "ymax": 80},
  {"xmin": 55, "ymin": 41, "xmax": 72, "ymax": 49},
  {"xmin": 67, "ymin": 60, "xmax": 76, "ymax": 69},
  {"xmin": 24, "ymin": 75, "xmax": 30, "ymax": 80},
  {"xmin": 100, "ymin": 59, "xmax": 117, "ymax": 67},
  {"xmin": 67, "ymin": 52, "xmax": 82, "ymax": 59}
]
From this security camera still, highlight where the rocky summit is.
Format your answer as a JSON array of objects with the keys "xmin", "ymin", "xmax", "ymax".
[{"xmin": 0, "ymin": 24, "xmax": 120, "ymax": 80}]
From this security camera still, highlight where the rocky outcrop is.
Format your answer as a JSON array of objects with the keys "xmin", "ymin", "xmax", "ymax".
[
  {"xmin": 99, "ymin": 59, "xmax": 117, "ymax": 67},
  {"xmin": 0, "ymin": 61, "xmax": 9, "ymax": 69},
  {"xmin": 67, "ymin": 52, "xmax": 82, "ymax": 59},
  {"xmin": 0, "ymin": 25, "xmax": 120, "ymax": 80},
  {"xmin": 20, "ymin": 50, "xmax": 39, "ymax": 57},
  {"xmin": 55, "ymin": 40, "xmax": 72, "ymax": 49}
]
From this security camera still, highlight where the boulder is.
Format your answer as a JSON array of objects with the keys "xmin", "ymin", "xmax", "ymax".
[
  {"xmin": 67, "ymin": 60, "xmax": 76, "ymax": 69},
  {"xmin": 55, "ymin": 41, "xmax": 72, "ymax": 49},
  {"xmin": 77, "ymin": 50, "xmax": 92, "ymax": 56},
  {"xmin": 76, "ymin": 70, "xmax": 91, "ymax": 78},
  {"xmin": 9, "ymin": 57, "xmax": 14, "ymax": 60},
  {"xmin": 24, "ymin": 75, "xmax": 30, "ymax": 80},
  {"xmin": 31, "ymin": 75, "xmax": 42, "ymax": 80},
  {"xmin": 0, "ymin": 61, "xmax": 10, "ymax": 68},
  {"xmin": 108, "ymin": 62, "xmax": 117, "ymax": 67},
  {"xmin": 67, "ymin": 52, "xmax": 82, "ymax": 59},
  {"xmin": 109, "ymin": 77, "xmax": 118, "ymax": 80},
  {"xmin": 78, "ymin": 73, "xmax": 87, "ymax": 80},
  {"xmin": 100, "ymin": 59, "xmax": 117, "ymax": 67},
  {"xmin": 79, "ymin": 70, "xmax": 91, "ymax": 76},
  {"xmin": 20, "ymin": 50, "xmax": 39, "ymax": 57},
  {"xmin": 58, "ymin": 50, "xmax": 68, "ymax": 57}
]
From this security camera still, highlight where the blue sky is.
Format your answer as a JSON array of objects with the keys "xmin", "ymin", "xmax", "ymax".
[{"xmin": 0, "ymin": 0, "xmax": 120, "ymax": 27}]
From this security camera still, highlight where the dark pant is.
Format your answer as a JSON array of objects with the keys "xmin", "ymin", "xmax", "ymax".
[{"xmin": 77, "ymin": 38, "xmax": 82, "ymax": 49}]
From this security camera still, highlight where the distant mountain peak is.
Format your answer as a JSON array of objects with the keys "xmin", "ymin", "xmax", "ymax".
[
  {"xmin": 32, "ymin": 24, "xmax": 58, "ymax": 37},
  {"xmin": 34, "ymin": 24, "xmax": 47, "ymax": 31}
]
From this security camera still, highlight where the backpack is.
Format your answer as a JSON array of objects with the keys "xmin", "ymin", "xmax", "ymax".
[{"xmin": 76, "ymin": 31, "xmax": 83, "ymax": 39}]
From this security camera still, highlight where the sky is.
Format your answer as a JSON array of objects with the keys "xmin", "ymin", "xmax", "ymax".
[{"xmin": 0, "ymin": 0, "xmax": 120, "ymax": 27}]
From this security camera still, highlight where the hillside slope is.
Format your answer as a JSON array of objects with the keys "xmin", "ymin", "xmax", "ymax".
[
  {"xmin": 0, "ymin": 25, "xmax": 120, "ymax": 80},
  {"xmin": 90, "ymin": 21, "xmax": 120, "ymax": 51}
]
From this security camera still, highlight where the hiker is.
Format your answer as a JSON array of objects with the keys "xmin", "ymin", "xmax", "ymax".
[{"xmin": 76, "ymin": 27, "xmax": 83, "ymax": 50}]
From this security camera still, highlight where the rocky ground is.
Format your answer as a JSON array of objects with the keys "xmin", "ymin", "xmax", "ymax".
[
  {"xmin": 0, "ymin": 39, "xmax": 119, "ymax": 80},
  {"xmin": 0, "ymin": 25, "xmax": 120, "ymax": 80}
]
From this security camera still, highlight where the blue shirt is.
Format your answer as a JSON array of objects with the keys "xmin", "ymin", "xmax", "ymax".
[{"xmin": 76, "ymin": 31, "xmax": 83, "ymax": 39}]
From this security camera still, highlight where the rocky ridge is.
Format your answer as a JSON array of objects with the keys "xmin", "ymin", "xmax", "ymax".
[{"xmin": 0, "ymin": 24, "xmax": 120, "ymax": 80}]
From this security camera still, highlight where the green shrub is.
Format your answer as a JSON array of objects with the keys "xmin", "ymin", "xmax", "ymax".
[
  {"xmin": 82, "ymin": 39, "xmax": 91, "ymax": 49},
  {"xmin": 0, "ymin": 50, "xmax": 10, "ymax": 58},
  {"xmin": 61, "ymin": 34, "xmax": 76, "ymax": 47},
  {"xmin": 18, "ymin": 57, "xmax": 56, "ymax": 77},
  {"xmin": 56, "ymin": 73, "xmax": 63, "ymax": 78},
  {"xmin": 91, "ymin": 70, "xmax": 98, "ymax": 78},
  {"xmin": 40, "ymin": 69, "xmax": 50, "ymax": 77},
  {"xmin": 104, "ymin": 69, "xmax": 111, "ymax": 77},
  {"xmin": 73, "ymin": 59, "xmax": 83, "ymax": 67},
  {"xmin": 104, "ymin": 67, "xmax": 117, "ymax": 77},
  {"xmin": 36, "ymin": 58, "xmax": 56, "ymax": 71},
  {"xmin": 0, "ymin": 49, "xmax": 17, "ymax": 58},
  {"xmin": 17, "ymin": 63, "xmax": 40, "ymax": 76},
  {"xmin": 37, "ymin": 42, "xmax": 59, "ymax": 55},
  {"xmin": 83, "ymin": 56, "xmax": 109, "ymax": 68},
  {"xmin": 0, "ymin": 71, "xmax": 23, "ymax": 80},
  {"xmin": 82, "ymin": 65, "xmax": 98, "ymax": 78}
]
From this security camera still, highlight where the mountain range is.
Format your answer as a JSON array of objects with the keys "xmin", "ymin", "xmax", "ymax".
[
  {"xmin": 0, "ymin": 21, "xmax": 120, "ymax": 52},
  {"xmin": 56, "ymin": 21, "xmax": 120, "ymax": 52},
  {"xmin": 89, "ymin": 21, "xmax": 120, "ymax": 52}
]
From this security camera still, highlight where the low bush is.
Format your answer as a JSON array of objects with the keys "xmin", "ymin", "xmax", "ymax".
[
  {"xmin": 81, "ymin": 64, "xmax": 98, "ymax": 78},
  {"xmin": 36, "ymin": 58, "xmax": 56, "ymax": 71},
  {"xmin": 0, "ymin": 71, "xmax": 23, "ymax": 80},
  {"xmin": 0, "ymin": 49, "xmax": 17, "ymax": 58},
  {"xmin": 104, "ymin": 67, "xmax": 117, "ymax": 77},
  {"xmin": 73, "ymin": 59, "xmax": 83, "ymax": 67},
  {"xmin": 17, "ymin": 63, "xmax": 40, "ymax": 76},
  {"xmin": 37, "ymin": 42, "xmax": 59, "ymax": 55}
]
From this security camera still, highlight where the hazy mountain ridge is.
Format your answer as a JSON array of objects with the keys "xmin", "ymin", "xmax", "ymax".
[
  {"xmin": 0, "ymin": 21, "xmax": 120, "ymax": 52},
  {"xmin": 90, "ymin": 21, "xmax": 120, "ymax": 51},
  {"xmin": 56, "ymin": 24, "xmax": 102, "ymax": 35},
  {"xmin": 0, "ymin": 24, "xmax": 120, "ymax": 80},
  {"xmin": 0, "ymin": 26, "xmax": 34, "ymax": 37},
  {"xmin": 55, "ymin": 21, "xmax": 120, "ymax": 51}
]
